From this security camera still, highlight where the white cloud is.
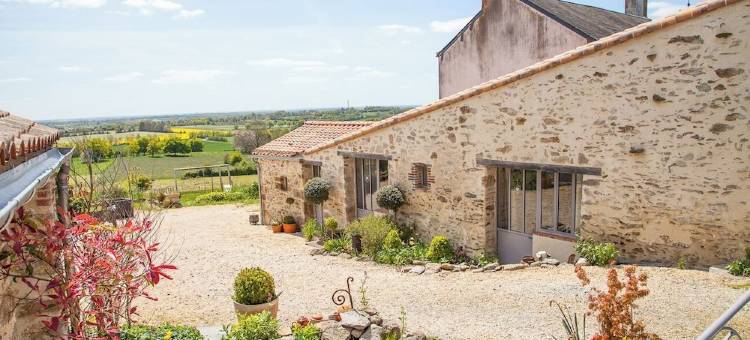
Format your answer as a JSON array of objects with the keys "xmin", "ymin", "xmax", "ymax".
[
  {"xmin": 649, "ymin": 1, "xmax": 686, "ymax": 19},
  {"xmin": 58, "ymin": 65, "xmax": 90, "ymax": 72},
  {"xmin": 0, "ymin": 77, "xmax": 32, "ymax": 83},
  {"xmin": 152, "ymin": 69, "xmax": 232, "ymax": 84},
  {"xmin": 292, "ymin": 65, "xmax": 349, "ymax": 73},
  {"xmin": 175, "ymin": 8, "xmax": 202, "ymax": 19},
  {"xmin": 378, "ymin": 24, "xmax": 422, "ymax": 35},
  {"xmin": 122, "ymin": 0, "xmax": 202, "ymax": 18},
  {"xmin": 2, "ymin": 0, "xmax": 105, "ymax": 8},
  {"xmin": 353, "ymin": 66, "xmax": 396, "ymax": 79},
  {"xmin": 248, "ymin": 58, "xmax": 327, "ymax": 67},
  {"xmin": 430, "ymin": 17, "xmax": 471, "ymax": 33},
  {"xmin": 285, "ymin": 76, "xmax": 329, "ymax": 84},
  {"xmin": 104, "ymin": 71, "xmax": 143, "ymax": 82}
]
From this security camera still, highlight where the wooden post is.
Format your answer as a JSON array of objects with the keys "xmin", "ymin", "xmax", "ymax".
[
  {"xmin": 173, "ymin": 169, "xmax": 178, "ymax": 192},
  {"xmin": 219, "ymin": 166, "xmax": 224, "ymax": 191},
  {"xmin": 227, "ymin": 164, "xmax": 233, "ymax": 188}
]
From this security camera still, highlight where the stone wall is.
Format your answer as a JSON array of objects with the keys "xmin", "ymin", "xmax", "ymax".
[
  {"xmin": 0, "ymin": 175, "xmax": 58, "ymax": 339},
  {"xmin": 258, "ymin": 159, "xmax": 307, "ymax": 225},
  {"xmin": 304, "ymin": 2, "xmax": 750, "ymax": 267},
  {"xmin": 438, "ymin": 0, "xmax": 588, "ymax": 98}
]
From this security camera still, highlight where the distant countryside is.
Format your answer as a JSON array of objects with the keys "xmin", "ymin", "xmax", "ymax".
[{"xmin": 48, "ymin": 106, "xmax": 411, "ymax": 210}]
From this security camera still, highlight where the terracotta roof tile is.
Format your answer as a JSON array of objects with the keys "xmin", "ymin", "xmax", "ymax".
[
  {"xmin": 0, "ymin": 111, "xmax": 60, "ymax": 168},
  {"xmin": 252, "ymin": 121, "xmax": 374, "ymax": 158},
  {"xmin": 305, "ymin": 0, "xmax": 742, "ymax": 155}
]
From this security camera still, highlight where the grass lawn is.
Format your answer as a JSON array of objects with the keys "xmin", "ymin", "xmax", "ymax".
[
  {"xmin": 111, "ymin": 141, "xmax": 239, "ymax": 180},
  {"xmin": 150, "ymin": 174, "xmax": 257, "ymax": 192},
  {"xmin": 178, "ymin": 190, "xmax": 259, "ymax": 207}
]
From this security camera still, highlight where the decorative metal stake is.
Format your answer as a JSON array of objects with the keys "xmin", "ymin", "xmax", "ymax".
[{"xmin": 331, "ymin": 276, "xmax": 355, "ymax": 310}]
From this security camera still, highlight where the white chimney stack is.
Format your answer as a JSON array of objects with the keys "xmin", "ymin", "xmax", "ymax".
[{"xmin": 625, "ymin": 0, "xmax": 648, "ymax": 17}]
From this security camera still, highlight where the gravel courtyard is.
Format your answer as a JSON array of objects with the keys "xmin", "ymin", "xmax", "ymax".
[{"xmin": 138, "ymin": 205, "xmax": 750, "ymax": 339}]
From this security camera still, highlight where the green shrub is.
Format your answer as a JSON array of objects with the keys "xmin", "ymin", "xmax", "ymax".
[
  {"xmin": 189, "ymin": 139, "xmax": 204, "ymax": 152},
  {"xmin": 303, "ymin": 178, "xmax": 330, "ymax": 204},
  {"xmin": 302, "ymin": 219, "xmax": 321, "ymax": 241},
  {"xmin": 727, "ymin": 246, "xmax": 750, "ymax": 277},
  {"xmin": 193, "ymin": 191, "xmax": 246, "ymax": 204},
  {"xmin": 426, "ymin": 236, "xmax": 454, "ymax": 262},
  {"xmin": 376, "ymin": 243, "xmax": 428, "ymax": 265},
  {"xmin": 223, "ymin": 311, "xmax": 279, "ymax": 340},
  {"xmin": 120, "ymin": 323, "xmax": 203, "ymax": 340},
  {"xmin": 242, "ymin": 182, "xmax": 260, "ymax": 200},
  {"xmin": 472, "ymin": 252, "xmax": 499, "ymax": 267},
  {"xmin": 375, "ymin": 185, "xmax": 405, "ymax": 212},
  {"xmin": 233, "ymin": 267, "xmax": 275, "ymax": 305},
  {"xmin": 575, "ymin": 239, "xmax": 619, "ymax": 266},
  {"xmin": 282, "ymin": 215, "xmax": 296, "ymax": 224},
  {"xmin": 292, "ymin": 324, "xmax": 321, "ymax": 340},
  {"xmin": 131, "ymin": 175, "xmax": 153, "ymax": 191},
  {"xmin": 383, "ymin": 229, "xmax": 403, "ymax": 250},
  {"xmin": 323, "ymin": 238, "xmax": 350, "ymax": 253},
  {"xmin": 323, "ymin": 217, "xmax": 338, "ymax": 239},
  {"xmin": 348, "ymin": 215, "xmax": 396, "ymax": 256}
]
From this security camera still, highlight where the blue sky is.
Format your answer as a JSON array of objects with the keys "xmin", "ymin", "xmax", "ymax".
[{"xmin": 0, "ymin": 0, "xmax": 692, "ymax": 120}]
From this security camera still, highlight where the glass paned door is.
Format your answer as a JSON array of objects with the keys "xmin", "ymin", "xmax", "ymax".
[{"xmin": 355, "ymin": 158, "xmax": 387, "ymax": 217}]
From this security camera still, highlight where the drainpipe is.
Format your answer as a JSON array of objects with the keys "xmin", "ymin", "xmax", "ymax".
[
  {"xmin": 55, "ymin": 157, "xmax": 71, "ymax": 227},
  {"xmin": 253, "ymin": 159, "xmax": 264, "ymax": 224}
]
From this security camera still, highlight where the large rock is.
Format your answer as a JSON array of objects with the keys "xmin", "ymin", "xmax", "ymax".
[
  {"xmin": 576, "ymin": 258, "xmax": 591, "ymax": 266},
  {"xmin": 382, "ymin": 320, "xmax": 401, "ymax": 335},
  {"xmin": 404, "ymin": 331, "xmax": 427, "ymax": 340},
  {"xmin": 541, "ymin": 258, "xmax": 560, "ymax": 266},
  {"xmin": 360, "ymin": 324, "xmax": 385, "ymax": 340},
  {"xmin": 483, "ymin": 263, "xmax": 499, "ymax": 271},
  {"xmin": 440, "ymin": 263, "xmax": 455, "ymax": 271},
  {"xmin": 535, "ymin": 250, "xmax": 550, "ymax": 261},
  {"xmin": 319, "ymin": 321, "xmax": 350, "ymax": 340},
  {"xmin": 339, "ymin": 311, "xmax": 370, "ymax": 330}
]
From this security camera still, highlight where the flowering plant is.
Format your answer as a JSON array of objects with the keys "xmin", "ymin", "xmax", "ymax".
[{"xmin": 0, "ymin": 208, "xmax": 176, "ymax": 338}]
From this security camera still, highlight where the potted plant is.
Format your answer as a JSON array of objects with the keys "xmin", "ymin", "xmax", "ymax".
[
  {"xmin": 233, "ymin": 267, "xmax": 281, "ymax": 319},
  {"xmin": 282, "ymin": 215, "xmax": 297, "ymax": 233},
  {"xmin": 304, "ymin": 177, "xmax": 331, "ymax": 224},
  {"xmin": 270, "ymin": 218, "xmax": 283, "ymax": 233},
  {"xmin": 347, "ymin": 220, "xmax": 363, "ymax": 254}
]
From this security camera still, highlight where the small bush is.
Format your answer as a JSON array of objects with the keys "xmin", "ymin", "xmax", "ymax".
[
  {"xmin": 575, "ymin": 240, "xmax": 619, "ymax": 266},
  {"xmin": 375, "ymin": 185, "xmax": 405, "ymax": 212},
  {"xmin": 323, "ymin": 217, "xmax": 338, "ymax": 239},
  {"xmin": 383, "ymin": 229, "xmax": 403, "ymax": 250},
  {"xmin": 131, "ymin": 175, "xmax": 153, "ymax": 191},
  {"xmin": 426, "ymin": 236, "xmax": 454, "ymax": 262},
  {"xmin": 323, "ymin": 238, "xmax": 351, "ymax": 253},
  {"xmin": 727, "ymin": 246, "xmax": 750, "ymax": 277},
  {"xmin": 472, "ymin": 252, "xmax": 499, "ymax": 267},
  {"xmin": 292, "ymin": 324, "xmax": 321, "ymax": 340},
  {"xmin": 348, "ymin": 215, "xmax": 396, "ymax": 256},
  {"xmin": 223, "ymin": 311, "xmax": 279, "ymax": 340},
  {"xmin": 121, "ymin": 323, "xmax": 204, "ymax": 340},
  {"xmin": 282, "ymin": 215, "xmax": 296, "ymax": 224},
  {"xmin": 302, "ymin": 219, "xmax": 321, "ymax": 241},
  {"xmin": 303, "ymin": 178, "xmax": 330, "ymax": 204},
  {"xmin": 242, "ymin": 182, "xmax": 260, "ymax": 200},
  {"xmin": 376, "ymin": 243, "xmax": 428, "ymax": 266},
  {"xmin": 233, "ymin": 267, "xmax": 275, "ymax": 305}
]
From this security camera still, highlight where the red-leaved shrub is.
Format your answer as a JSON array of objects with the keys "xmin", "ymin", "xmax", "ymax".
[
  {"xmin": 575, "ymin": 265, "xmax": 661, "ymax": 340},
  {"xmin": 0, "ymin": 208, "xmax": 176, "ymax": 338}
]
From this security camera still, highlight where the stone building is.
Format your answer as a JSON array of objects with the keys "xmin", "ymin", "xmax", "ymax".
[
  {"xmin": 254, "ymin": 0, "xmax": 749, "ymax": 268},
  {"xmin": 0, "ymin": 111, "xmax": 71, "ymax": 339},
  {"xmin": 438, "ymin": 0, "xmax": 649, "ymax": 98}
]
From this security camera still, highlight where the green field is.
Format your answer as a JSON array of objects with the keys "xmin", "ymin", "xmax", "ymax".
[
  {"xmin": 112, "ymin": 140, "xmax": 238, "ymax": 179},
  {"xmin": 151, "ymin": 174, "xmax": 257, "ymax": 192},
  {"xmin": 172, "ymin": 125, "xmax": 240, "ymax": 131},
  {"xmin": 60, "ymin": 131, "xmax": 172, "ymax": 143}
]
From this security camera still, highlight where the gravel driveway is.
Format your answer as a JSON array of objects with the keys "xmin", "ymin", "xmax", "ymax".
[{"xmin": 137, "ymin": 205, "xmax": 750, "ymax": 339}]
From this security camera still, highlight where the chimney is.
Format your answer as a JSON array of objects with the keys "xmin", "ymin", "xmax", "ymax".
[{"xmin": 625, "ymin": 0, "xmax": 648, "ymax": 17}]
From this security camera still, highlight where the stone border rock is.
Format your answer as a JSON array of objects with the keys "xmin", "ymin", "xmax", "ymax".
[
  {"xmin": 307, "ymin": 242, "xmax": 566, "ymax": 276},
  {"xmin": 280, "ymin": 306, "xmax": 431, "ymax": 340}
]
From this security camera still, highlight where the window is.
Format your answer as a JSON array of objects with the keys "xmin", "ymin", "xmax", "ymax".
[
  {"xmin": 498, "ymin": 168, "xmax": 584, "ymax": 235},
  {"xmin": 312, "ymin": 165, "xmax": 321, "ymax": 178},
  {"xmin": 411, "ymin": 163, "xmax": 431, "ymax": 189},
  {"xmin": 274, "ymin": 176, "xmax": 288, "ymax": 191},
  {"xmin": 355, "ymin": 158, "xmax": 388, "ymax": 214}
]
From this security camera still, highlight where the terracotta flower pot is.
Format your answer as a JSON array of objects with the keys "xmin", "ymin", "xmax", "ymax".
[
  {"xmin": 283, "ymin": 223, "xmax": 297, "ymax": 233},
  {"xmin": 234, "ymin": 295, "xmax": 280, "ymax": 320},
  {"xmin": 271, "ymin": 224, "xmax": 283, "ymax": 233}
]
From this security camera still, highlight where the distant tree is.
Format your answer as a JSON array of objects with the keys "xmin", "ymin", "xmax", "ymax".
[
  {"xmin": 189, "ymin": 139, "xmax": 204, "ymax": 152},
  {"xmin": 82, "ymin": 138, "xmax": 113, "ymax": 162},
  {"xmin": 163, "ymin": 138, "xmax": 191, "ymax": 155},
  {"xmin": 224, "ymin": 151, "xmax": 243, "ymax": 165},
  {"xmin": 147, "ymin": 138, "xmax": 163, "ymax": 157},
  {"xmin": 234, "ymin": 129, "xmax": 272, "ymax": 154}
]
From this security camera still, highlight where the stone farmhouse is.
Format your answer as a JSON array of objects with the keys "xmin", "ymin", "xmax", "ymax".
[
  {"xmin": 253, "ymin": 0, "xmax": 749, "ymax": 267},
  {"xmin": 438, "ymin": 0, "xmax": 649, "ymax": 98},
  {"xmin": 0, "ymin": 111, "xmax": 71, "ymax": 339}
]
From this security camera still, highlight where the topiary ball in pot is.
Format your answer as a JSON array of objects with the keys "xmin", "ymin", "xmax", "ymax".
[
  {"xmin": 233, "ymin": 267, "xmax": 279, "ymax": 319},
  {"xmin": 375, "ymin": 185, "xmax": 405, "ymax": 213},
  {"xmin": 303, "ymin": 177, "xmax": 331, "ymax": 204}
]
